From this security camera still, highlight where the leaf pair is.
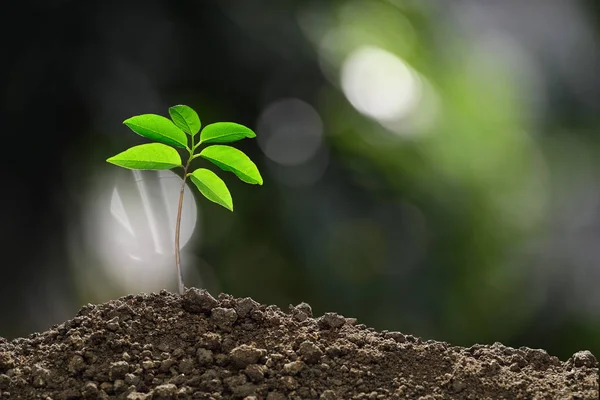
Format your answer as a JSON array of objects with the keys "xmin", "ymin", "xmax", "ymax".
[
  {"xmin": 106, "ymin": 105, "xmax": 262, "ymax": 211},
  {"xmin": 168, "ymin": 105, "xmax": 257, "ymax": 144},
  {"xmin": 121, "ymin": 107, "xmax": 255, "ymax": 148},
  {"xmin": 189, "ymin": 145, "xmax": 262, "ymax": 211}
]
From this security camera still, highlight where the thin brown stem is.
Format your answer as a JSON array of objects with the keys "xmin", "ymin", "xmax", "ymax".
[{"xmin": 174, "ymin": 163, "xmax": 189, "ymax": 295}]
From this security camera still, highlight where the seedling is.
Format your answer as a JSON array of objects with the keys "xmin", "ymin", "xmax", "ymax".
[{"xmin": 106, "ymin": 105, "xmax": 263, "ymax": 295}]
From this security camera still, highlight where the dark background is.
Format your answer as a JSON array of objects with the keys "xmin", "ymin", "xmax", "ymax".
[{"xmin": 2, "ymin": 0, "xmax": 600, "ymax": 362}]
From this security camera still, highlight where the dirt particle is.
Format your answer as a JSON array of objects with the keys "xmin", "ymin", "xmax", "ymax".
[
  {"xmin": 31, "ymin": 363, "xmax": 50, "ymax": 387},
  {"xmin": 68, "ymin": 355, "xmax": 86, "ymax": 374},
  {"xmin": 153, "ymin": 383, "xmax": 177, "ymax": 400},
  {"xmin": 509, "ymin": 362, "xmax": 521, "ymax": 372},
  {"xmin": 0, "ymin": 374, "xmax": 9, "ymax": 390},
  {"xmin": 81, "ymin": 381, "xmax": 99, "ymax": 398},
  {"xmin": 109, "ymin": 360, "xmax": 130, "ymax": 380},
  {"xmin": 570, "ymin": 350, "xmax": 598, "ymax": 368},
  {"xmin": 230, "ymin": 345, "xmax": 266, "ymax": 369},
  {"xmin": 523, "ymin": 348, "xmax": 554, "ymax": 368},
  {"xmin": 182, "ymin": 288, "xmax": 218, "ymax": 314},
  {"xmin": 211, "ymin": 307, "xmax": 238, "ymax": 328},
  {"xmin": 157, "ymin": 342, "xmax": 170, "ymax": 352},
  {"xmin": 124, "ymin": 373, "xmax": 140, "ymax": 386},
  {"xmin": 196, "ymin": 348, "xmax": 214, "ymax": 366},
  {"xmin": 283, "ymin": 360, "xmax": 306, "ymax": 375},
  {"xmin": 319, "ymin": 313, "xmax": 347, "ymax": 329},
  {"xmin": 225, "ymin": 374, "xmax": 259, "ymax": 397},
  {"xmin": 121, "ymin": 351, "xmax": 131, "ymax": 362},
  {"xmin": 100, "ymin": 381, "xmax": 113, "ymax": 394},
  {"xmin": 106, "ymin": 317, "xmax": 120, "ymax": 332},
  {"xmin": 384, "ymin": 331, "xmax": 406, "ymax": 343},
  {"xmin": 296, "ymin": 302, "xmax": 313, "ymax": 317},
  {"xmin": 292, "ymin": 310, "xmax": 308, "ymax": 322},
  {"xmin": 158, "ymin": 357, "xmax": 176, "ymax": 372},
  {"xmin": 0, "ymin": 352, "xmax": 15, "ymax": 372},
  {"xmin": 244, "ymin": 364, "xmax": 266, "ymax": 382},
  {"xmin": 235, "ymin": 297, "xmax": 260, "ymax": 318},
  {"xmin": 215, "ymin": 353, "xmax": 229, "ymax": 366},
  {"xmin": 451, "ymin": 378, "xmax": 467, "ymax": 393},
  {"xmin": 325, "ymin": 346, "xmax": 342, "ymax": 358},
  {"xmin": 127, "ymin": 391, "xmax": 151, "ymax": 400},
  {"xmin": 290, "ymin": 302, "xmax": 313, "ymax": 322},
  {"xmin": 298, "ymin": 341, "xmax": 323, "ymax": 364},
  {"xmin": 115, "ymin": 379, "xmax": 128, "ymax": 394},
  {"xmin": 178, "ymin": 357, "xmax": 194, "ymax": 374},
  {"xmin": 198, "ymin": 333, "xmax": 222, "ymax": 351},
  {"xmin": 280, "ymin": 375, "xmax": 298, "ymax": 390},
  {"xmin": 266, "ymin": 392, "xmax": 286, "ymax": 400}
]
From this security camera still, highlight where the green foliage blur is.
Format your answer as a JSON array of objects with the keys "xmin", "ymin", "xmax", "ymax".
[{"xmin": 199, "ymin": 0, "xmax": 600, "ymax": 360}]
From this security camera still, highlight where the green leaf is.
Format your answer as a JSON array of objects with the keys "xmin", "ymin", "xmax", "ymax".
[
  {"xmin": 169, "ymin": 105, "xmax": 201, "ymax": 136},
  {"xmin": 190, "ymin": 168, "xmax": 233, "ymax": 211},
  {"xmin": 199, "ymin": 122, "xmax": 256, "ymax": 144},
  {"xmin": 106, "ymin": 143, "xmax": 182, "ymax": 170},
  {"xmin": 200, "ymin": 145, "xmax": 263, "ymax": 185},
  {"xmin": 123, "ymin": 114, "xmax": 188, "ymax": 148}
]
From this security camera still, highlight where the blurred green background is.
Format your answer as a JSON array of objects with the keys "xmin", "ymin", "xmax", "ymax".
[{"xmin": 2, "ymin": 0, "xmax": 600, "ymax": 362}]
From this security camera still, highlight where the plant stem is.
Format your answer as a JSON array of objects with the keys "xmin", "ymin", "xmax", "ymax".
[
  {"xmin": 175, "ymin": 141, "xmax": 196, "ymax": 295},
  {"xmin": 174, "ymin": 162, "xmax": 189, "ymax": 295}
]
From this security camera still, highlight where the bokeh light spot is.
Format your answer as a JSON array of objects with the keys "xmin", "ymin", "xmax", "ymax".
[
  {"xmin": 341, "ymin": 46, "xmax": 421, "ymax": 122},
  {"xmin": 257, "ymin": 98, "xmax": 324, "ymax": 166},
  {"xmin": 82, "ymin": 169, "xmax": 199, "ymax": 292}
]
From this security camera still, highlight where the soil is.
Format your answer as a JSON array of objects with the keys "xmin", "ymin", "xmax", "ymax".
[{"xmin": 0, "ymin": 289, "xmax": 597, "ymax": 400}]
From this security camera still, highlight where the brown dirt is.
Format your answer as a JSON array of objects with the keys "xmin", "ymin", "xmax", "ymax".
[{"xmin": 0, "ymin": 289, "xmax": 597, "ymax": 400}]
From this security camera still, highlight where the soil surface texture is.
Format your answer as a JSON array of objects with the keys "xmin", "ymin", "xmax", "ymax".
[{"xmin": 0, "ymin": 289, "xmax": 598, "ymax": 399}]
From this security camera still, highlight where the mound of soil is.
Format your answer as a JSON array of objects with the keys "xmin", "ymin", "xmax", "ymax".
[{"xmin": 0, "ymin": 289, "xmax": 597, "ymax": 399}]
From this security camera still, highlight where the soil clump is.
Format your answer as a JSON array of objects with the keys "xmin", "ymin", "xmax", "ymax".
[{"xmin": 0, "ymin": 289, "xmax": 597, "ymax": 399}]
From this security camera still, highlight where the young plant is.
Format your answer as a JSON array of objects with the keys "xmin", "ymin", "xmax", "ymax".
[{"xmin": 106, "ymin": 105, "xmax": 263, "ymax": 295}]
